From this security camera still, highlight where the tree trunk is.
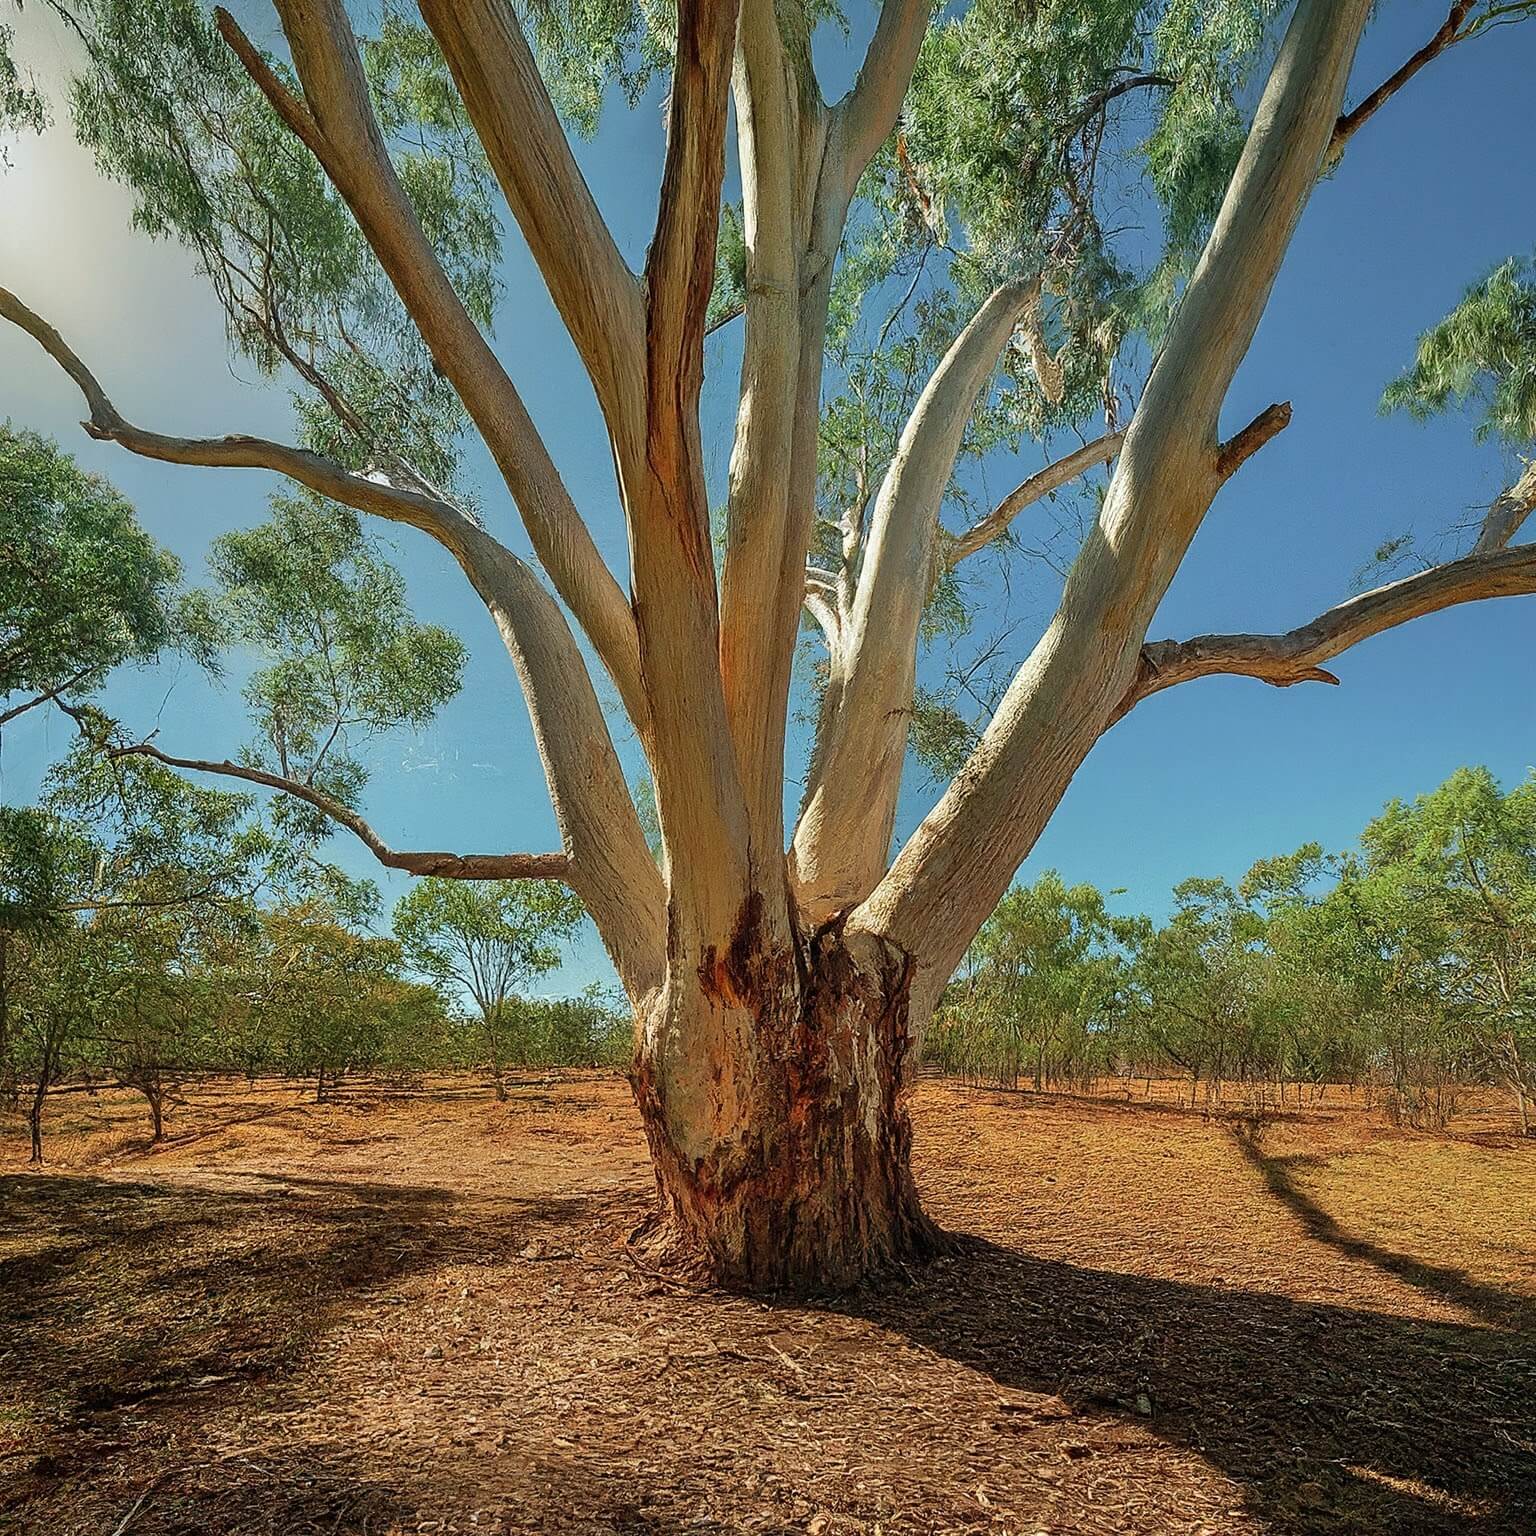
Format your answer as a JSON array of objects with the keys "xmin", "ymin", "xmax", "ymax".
[
  {"xmin": 628, "ymin": 921, "xmax": 944, "ymax": 1292},
  {"xmin": 28, "ymin": 1075, "xmax": 46, "ymax": 1164},
  {"xmin": 1506, "ymin": 1032, "xmax": 1531, "ymax": 1137},
  {"xmin": 484, "ymin": 1013, "xmax": 508, "ymax": 1102}
]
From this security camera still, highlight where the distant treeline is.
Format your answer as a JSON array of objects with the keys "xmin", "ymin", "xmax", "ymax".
[
  {"xmin": 0, "ymin": 744, "xmax": 627, "ymax": 1161},
  {"xmin": 7, "ymin": 761, "xmax": 1533, "ymax": 1158},
  {"xmin": 930, "ymin": 767, "xmax": 1536, "ymax": 1134},
  {"xmin": 1, "ymin": 870, "xmax": 629, "ymax": 1162}
]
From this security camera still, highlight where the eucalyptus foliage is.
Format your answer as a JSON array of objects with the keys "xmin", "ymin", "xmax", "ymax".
[
  {"xmin": 0, "ymin": 424, "xmax": 208, "ymax": 723},
  {"xmin": 1384, "ymin": 253, "xmax": 1536, "ymax": 445},
  {"xmin": 68, "ymin": 0, "xmax": 500, "ymax": 497},
  {"xmin": 936, "ymin": 766, "xmax": 1536, "ymax": 1132},
  {"xmin": 207, "ymin": 492, "xmax": 466, "ymax": 830}
]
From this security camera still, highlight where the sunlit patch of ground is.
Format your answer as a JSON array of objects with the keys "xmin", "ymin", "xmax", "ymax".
[{"xmin": 2, "ymin": 1074, "xmax": 1532, "ymax": 1535}]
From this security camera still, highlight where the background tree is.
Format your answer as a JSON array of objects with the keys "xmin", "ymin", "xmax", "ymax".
[
  {"xmin": 1129, "ymin": 877, "xmax": 1270, "ymax": 1108},
  {"xmin": 1353, "ymin": 768, "xmax": 1536, "ymax": 1133},
  {"xmin": 250, "ymin": 900, "xmax": 419, "ymax": 1100},
  {"xmin": 393, "ymin": 877, "xmax": 583, "ymax": 1098},
  {"xmin": 3, "ymin": 0, "xmax": 1534, "ymax": 1284},
  {"xmin": 933, "ymin": 766, "xmax": 1536, "ymax": 1134},
  {"xmin": 0, "ymin": 804, "xmax": 83, "ymax": 1105},
  {"xmin": 936, "ymin": 872, "xmax": 1133, "ymax": 1092},
  {"xmin": 1, "ymin": 737, "xmax": 383, "ymax": 1151},
  {"xmin": 500, "ymin": 984, "xmax": 633, "ymax": 1071}
]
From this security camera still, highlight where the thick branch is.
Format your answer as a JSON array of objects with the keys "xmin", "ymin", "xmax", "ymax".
[
  {"xmin": 852, "ymin": 0, "xmax": 1372, "ymax": 980},
  {"xmin": 464, "ymin": 541, "xmax": 667, "ymax": 1001},
  {"xmin": 949, "ymin": 431, "xmax": 1125, "ymax": 564},
  {"xmin": 644, "ymin": 0, "xmax": 741, "ymax": 430},
  {"xmin": 717, "ymin": 0, "xmax": 825, "ymax": 859},
  {"xmin": 834, "ymin": 0, "xmax": 930, "ymax": 200},
  {"xmin": 791, "ymin": 277, "xmax": 1040, "ymax": 917},
  {"xmin": 0, "ymin": 284, "xmax": 479, "ymax": 544},
  {"xmin": 219, "ymin": 4, "xmax": 649, "ymax": 742},
  {"xmin": 417, "ymin": 0, "xmax": 646, "ymax": 469},
  {"xmin": 1121, "ymin": 543, "xmax": 1536, "ymax": 713},
  {"xmin": 109, "ymin": 742, "xmax": 569, "ymax": 881},
  {"xmin": 1327, "ymin": 2, "xmax": 1476, "ymax": 168},
  {"xmin": 632, "ymin": 0, "xmax": 759, "ymax": 949},
  {"xmin": 1474, "ymin": 459, "xmax": 1536, "ymax": 555}
]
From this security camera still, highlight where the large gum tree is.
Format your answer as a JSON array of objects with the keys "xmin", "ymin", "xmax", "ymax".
[{"xmin": 4, "ymin": 0, "xmax": 1534, "ymax": 1288}]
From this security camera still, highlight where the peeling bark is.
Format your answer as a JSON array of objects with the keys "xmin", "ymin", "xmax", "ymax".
[{"xmin": 631, "ymin": 921, "xmax": 941, "ymax": 1291}]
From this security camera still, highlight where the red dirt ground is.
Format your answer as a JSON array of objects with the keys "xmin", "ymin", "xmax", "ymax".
[{"xmin": 2, "ymin": 1074, "xmax": 1532, "ymax": 1535}]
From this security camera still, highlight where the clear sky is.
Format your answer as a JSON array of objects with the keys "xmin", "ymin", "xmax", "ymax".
[{"xmin": 2, "ymin": 2, "xmax": 1533, "ymax": 991}]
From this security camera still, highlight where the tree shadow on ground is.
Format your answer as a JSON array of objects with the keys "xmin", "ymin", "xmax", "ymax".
[
  {"xmin": 1230, "ymin": 1123, "xmax": 1534, "ymax": 1333},
  {"xmin": 0, "ymin": 1171, "xmax": 592, "ymax": 1532},
  {"xmin": 831, "ymin": 1231, "xmax": 1536, "ymax": 1535}
]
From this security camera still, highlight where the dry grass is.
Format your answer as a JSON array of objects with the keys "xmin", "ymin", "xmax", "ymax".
[{"xmin": 1, "ymin": 1074, "xmax": 1532, "ymax": 1535}]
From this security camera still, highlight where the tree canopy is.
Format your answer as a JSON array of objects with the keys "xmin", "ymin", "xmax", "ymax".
[{"xmin": 0, "ymin": 423, "xmax": 210, "ymax": 728}]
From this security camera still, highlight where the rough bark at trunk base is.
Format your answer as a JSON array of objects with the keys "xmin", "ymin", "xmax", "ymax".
[{"xmin": 629, "ymin": 920, "xmax": 947, "ymax": 1292}]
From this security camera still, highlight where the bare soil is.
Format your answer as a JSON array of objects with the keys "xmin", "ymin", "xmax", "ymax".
[{"xmin": 2, "ymin": 1074, "xmax": 1532, "ymax": 1535}]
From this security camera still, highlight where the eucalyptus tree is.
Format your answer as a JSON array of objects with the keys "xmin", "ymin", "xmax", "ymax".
[
  {"xmin": 393, "ymin": 876, "xmax": 584, "ymax": 1095},
  {"xmin": 4, "ymin": 0, "xmax": 1535, "ymax": 1285},
  {"xmin": 1, "ymin": 736, "xmax": 377, "ymax": 1150},
  {"xmin": 940, "ymin": 871, "xmax": 1132, "ymax": 1091},
  {"xmin": 1354, "ymin": 768, "xmax": 1536, "ymax": 1134},
  {"xmin": 1130, "ymin": 875, "xmax": 1273, "ymax": 1106},
  {"xmin": 1234, "ymin": 844, "xmax": 1367, "ymax": 1094},
  {"xmin": 251, "ymin": 900, "xmax": 429, "ymax": 1099},
  {"xmin": 0, "ymin": 803, "xmax": 86, "ymax": 1122}
]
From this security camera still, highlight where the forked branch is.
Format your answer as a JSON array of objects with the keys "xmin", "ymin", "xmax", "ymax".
[
  {"xmin": 852, "ymin": 0, "xmax": 1374, "ymax": 979},
  {"xmin": 2, "ymin": 283, "xmax": 666, "ymax": 992},
  {"xmin": 949, "ymin": 431, "xmax": 1125, "ymax": 564},
  {"xmin": 835, "ymin": 0, "xmax": 932, "ymax": 198},
  {"xmin": 1473, "ymin": 460, "xmax": 1536, "ymax": 554},
  {"xmin": 1121, "ymin": 542, "xmax": 1536, "ymax": 714},
  {"xmin": 214, "ymin": 8, "xmax": 324, "ymax": 157}
]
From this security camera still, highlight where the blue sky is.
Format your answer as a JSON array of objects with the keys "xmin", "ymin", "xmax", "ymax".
[{"xmin": 2, "ymin": 2, "xmax": 1533, "ymax": 991}]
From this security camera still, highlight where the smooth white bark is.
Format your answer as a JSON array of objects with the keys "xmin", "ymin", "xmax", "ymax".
[
  {"xmin": 792, "ymin": 278, "xmax": 1041, "ymax": 918},
  {"xmin": 221, "ymin": 3, "xmax": 650, "ymax": 741},
  {"xmin": 417, "ymin": 0, "xmax": 647, "ymax": 477},
  {"xmin": 853, "ymin": 0, "xmax": 1375, "ymax": 980}
]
